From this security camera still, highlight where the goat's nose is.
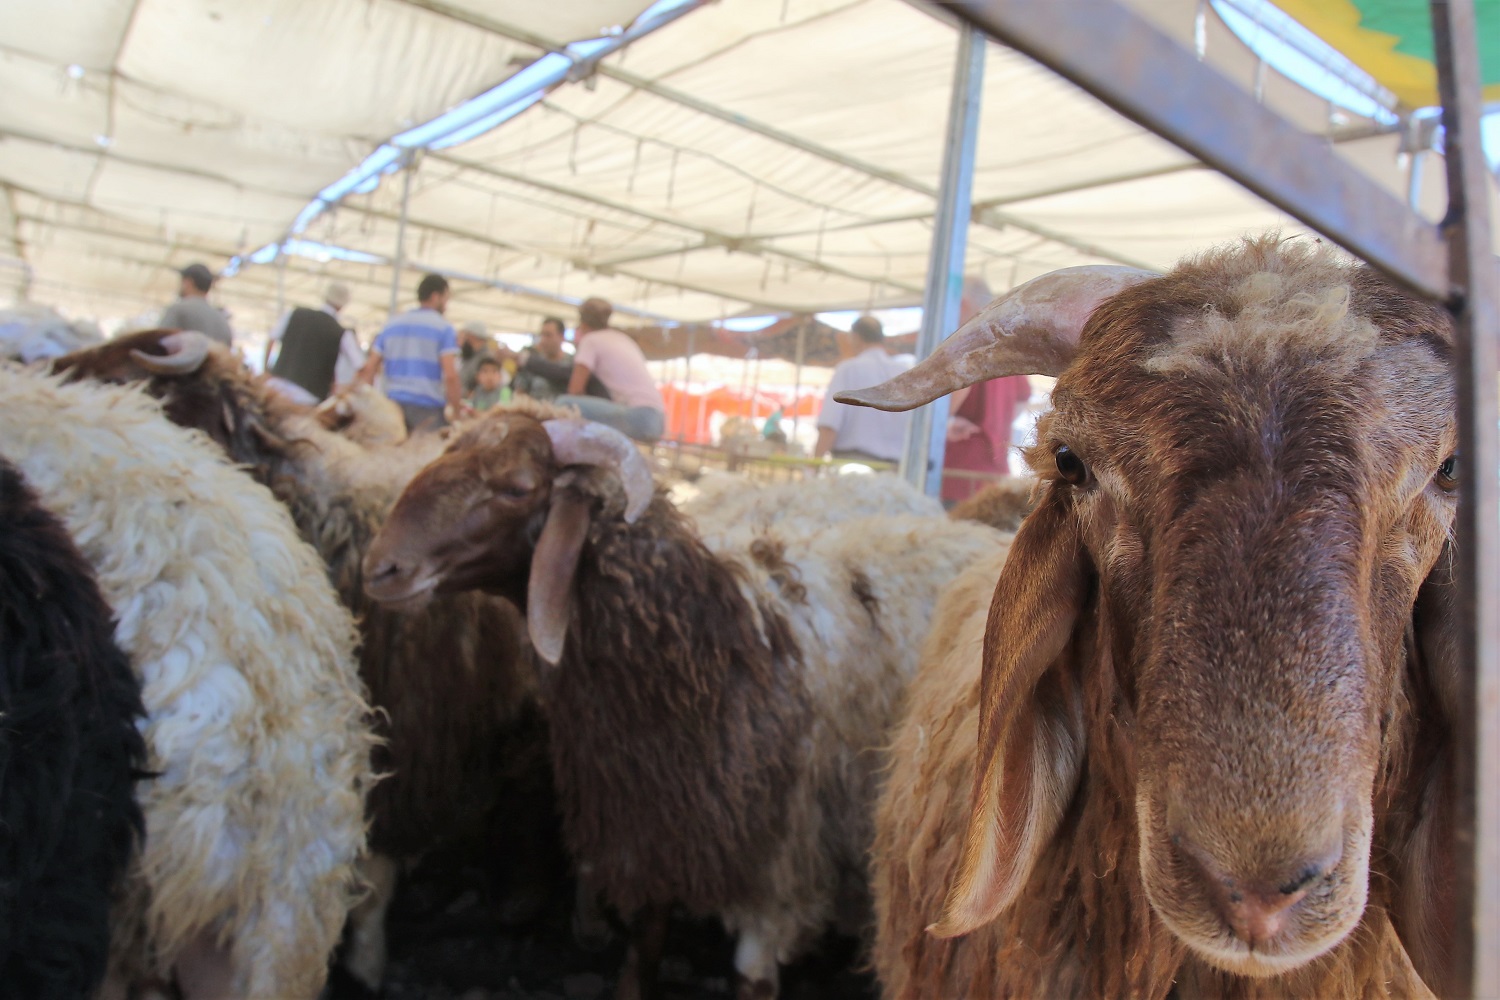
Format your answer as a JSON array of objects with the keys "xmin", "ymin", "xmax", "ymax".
[
  {"xmin": 1173, "ymin": 833, "xmax": 1341, "ymax": 948},
  {"xmin": 1218, "ymin": 881, "xmax": 1309, "ymax": 947},
  {"xmin": 362, "ymin": 553, "xmax": 410, "ymax": 598}
]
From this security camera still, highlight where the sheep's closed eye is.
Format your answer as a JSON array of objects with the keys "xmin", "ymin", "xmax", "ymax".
[
  {"xmin": 1055, "ymin": 444, "xmax": 1092, "ymax": 487},
  {"xmin": 1435, "ymin": 454, "xmax": 1459, "ymax": 492}
]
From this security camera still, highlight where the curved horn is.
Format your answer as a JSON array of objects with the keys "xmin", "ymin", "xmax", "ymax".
[
  {"xmin": 834, "ymin": 265, "xmax": 1156, "ymax": 412},
  {"xmin": 543, "ymin": 419, "xmax": 654, "ymax": 523},
  {"xmin": 129, "ymin": 330, "xmax": 212, "ymax": 376}
]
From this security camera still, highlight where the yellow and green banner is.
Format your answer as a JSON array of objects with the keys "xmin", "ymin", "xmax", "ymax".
[{"xmin": 1272, "ymin": 0, "xmax": 1499, "ymax": 106}]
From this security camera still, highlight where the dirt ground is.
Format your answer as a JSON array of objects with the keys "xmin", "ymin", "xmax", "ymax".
[{"xmin": 327, "ymin": 830, "xmax": 880, "ymax": 1000}]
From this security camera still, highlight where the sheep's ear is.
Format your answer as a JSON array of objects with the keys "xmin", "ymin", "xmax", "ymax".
[
  {"xmin": 930, "ymin": 492, "xmax": 1089, "ymax": 938},
  {"xmin": 1387, "ymin": 541, "xmax": 1458, "ymax": 989},
  {"xmin": 526, "ymin": 492, "xmax": 592, "ymax": 666}
]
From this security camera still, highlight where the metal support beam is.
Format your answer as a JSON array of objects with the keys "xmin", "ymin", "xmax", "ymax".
[
  {"xmin": 972, "ymin": 161, "xmax": 1199, "ymax": 208},
  {"xmin": 388, "ymin": 150, "xmax": 416, "ymax": 316},
  {"xmin": 941, "ymin": 0, "xmax": 1449, "ymax": 301},
  {"xmin": 419, "ymin": 263, "xmax": 681, "ymax": 324},
  {"xmin": 580, "ymin": 62, "xmax": 1160, "ymax": 270},
  {"xmin": 594, "ymin": 239, "xmax": 716, "ymax": 269},
  {"xmin": 792, "ymin": 319, "xmax": 807, "ymax": 442},
  {"xmin": 341, "ymin": 199, "xmax": 531, "ymax": 256},
  {"xmin": 0, "ymin": 125, "xmax": 306, "ymax": 204},
  {"xmin": 428, "ymin": 152, "xmax": 927, "ymax": 296},
  {"xmin": 274, "ymin": 243, "xmax": 287, "ymax": 318},
  {"xmin": 1, "ymin": 184, "xmax": 31, "ymax": 300},
  {"xmin": 236, "ymin": 238, "xmax": 681, "ymax": 325},
  {"xmin": 12, "ymin": 212, "xmax": 233, "ymax": 263},
  {"xmin": 310, "ymin": 198, "xmax": 781, "ymax": 314},
  {"xmin": 291, "ymin": 0, "xmax": 714, "ymax": 239},
  {"xmin": 900, "ymin": 22, "xmax": 984, "ymax": 495},
  {"xmin": 1431, "ymin": 2, "xmax": 1500, "ymax": 997}
]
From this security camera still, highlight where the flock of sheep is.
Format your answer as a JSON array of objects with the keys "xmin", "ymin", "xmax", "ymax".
[{"xmin": 0, "ymin": 236, "xmax": 1462, "ymax": 1000}]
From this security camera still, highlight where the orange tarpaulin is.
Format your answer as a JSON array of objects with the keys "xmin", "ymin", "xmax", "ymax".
[{"xmin": 660, "ymin": 384, "xmax": 822, "ymax": 443}]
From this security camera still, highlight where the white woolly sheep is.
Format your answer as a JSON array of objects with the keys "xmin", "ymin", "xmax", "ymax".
[
  {"xmin": 313, "ymin": 381, "xmax": 410, "ymax": 447},
  {"xmin": 54, "ymin": 330, "xmax": 547, "ymax": 992},
  {"xmin": 0, "ymin": 366, "xmax": 375, "ymax": 999},
  {"xmin": 677, "ymin": 469, "xmax": 943, "ymax": 547}
]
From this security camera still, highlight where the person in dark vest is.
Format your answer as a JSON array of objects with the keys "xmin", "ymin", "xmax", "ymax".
[{"xmin": 263, "ymin": 282, "xmax": 363, "ymax": 405}]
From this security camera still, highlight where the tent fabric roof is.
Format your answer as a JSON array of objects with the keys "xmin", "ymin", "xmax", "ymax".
[
  {"xmin": 0, "ymin": 0, "xmax": 658, "ymax": 314},
  {"xmin": 1, "ymin": 0, "xmax": 1488, "ymax": 340}
]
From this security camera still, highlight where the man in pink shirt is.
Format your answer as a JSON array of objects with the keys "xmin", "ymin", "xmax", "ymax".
[{"xmin": 557, "ymin": 297, "xmax": 666, "ymax": 442}]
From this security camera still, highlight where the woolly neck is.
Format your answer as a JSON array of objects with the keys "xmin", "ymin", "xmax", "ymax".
[{"xmin": 537, "ymin": 496, "xmax": 811, "ymax": 915}]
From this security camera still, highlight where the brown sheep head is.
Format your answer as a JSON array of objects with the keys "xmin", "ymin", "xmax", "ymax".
[
  {"xmin": 362, "ymin": 409, "xmax": 653, "ymax": 663},
  {"xmin": 839, "ymin": 239, "xmax": 1456, "ymax": 979},
  {"xmin": 52, "ymin": 329, "xmax": 252, "ymax": 453}
]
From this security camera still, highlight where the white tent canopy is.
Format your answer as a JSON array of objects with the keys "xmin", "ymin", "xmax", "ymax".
[
  {"xmin": 0, "ymin": 0, "xmax": 1470, "ymax": 340},
  {"xmin": 0, "ymin": 0, "xmax": 660, "ymax": 322}
]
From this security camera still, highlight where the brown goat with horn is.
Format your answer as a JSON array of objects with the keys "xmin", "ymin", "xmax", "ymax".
[{"xmin": 854, "ymin": 238, "xmax": 1456, "ymax": 998}]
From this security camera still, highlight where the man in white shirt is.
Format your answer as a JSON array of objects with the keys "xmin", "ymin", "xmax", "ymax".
[{"xmin": 815, "ymin": 315, "xmax": 913, "ymax": 463}]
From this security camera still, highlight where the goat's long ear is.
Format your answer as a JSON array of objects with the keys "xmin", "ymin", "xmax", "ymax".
[
  {"xmin": 1388, "ymin": 541, "xmax": 1458, "ymax": 989},
  {"xmin": 526, "ymin": 492, "xmax": 592, "ymax": 666},
  {"xmin": 930, "ymin": 491, "xmax": 1090, "ymax": 937},
  {"xmin": 1411, "ymin": 541, "xmax": 1459, "ymax": 719}
]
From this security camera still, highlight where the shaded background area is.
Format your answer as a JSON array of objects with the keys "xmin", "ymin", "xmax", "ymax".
[{"xmin": 334, "ymin": 827, "xmax": 878, "ymax": 1000}]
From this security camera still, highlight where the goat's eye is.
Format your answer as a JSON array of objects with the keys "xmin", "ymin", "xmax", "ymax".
[
  {"xmin": 1436, "ymin": 454, "xmax": 1459, "ymax": 491},
  {"xmin": 1055, "ymin": 445, "xmax": 1091, "ymax": 486},
  {"xmin": 496, "ymin": 483, "xmax": 532, "ymax": 500}
]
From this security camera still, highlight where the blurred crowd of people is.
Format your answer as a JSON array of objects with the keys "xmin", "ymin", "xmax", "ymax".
[
  {"xmin": 163, "ymin": 261, "xmax": 1028, "ymax": 484},
  {"xmin": 184, "ymin": 262, "xmax": 671, "ymax": 441}
]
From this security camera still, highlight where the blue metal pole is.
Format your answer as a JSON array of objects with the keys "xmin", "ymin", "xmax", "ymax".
[{"xmin": 900, "ymin": 21, "xmax": 985, "ymax": 496}]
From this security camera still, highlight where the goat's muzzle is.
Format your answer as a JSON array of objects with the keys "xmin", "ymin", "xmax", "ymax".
[
  {"xmin": 362, "ymin": 549, "xmax": 438, "ymax": 610},
  {"xmin": 1139, "ymin": 769, "xmax": 1370, "ymax": 977}
]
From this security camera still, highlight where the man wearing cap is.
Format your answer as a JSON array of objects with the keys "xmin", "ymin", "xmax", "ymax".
[
  {"xmin": 160, "ymin": 262, "xmax": 233, "ymax": 346},
  {"xmin": 263, "ymin": 281, "xmax": 363, "ymax": 405},
  {"xmin": 556, "ymin": 297, "xmax": 665, "ymax": 443},
  {"xmin": 357, "ymin": 273, "xmax": 467, "ymax": 432}
]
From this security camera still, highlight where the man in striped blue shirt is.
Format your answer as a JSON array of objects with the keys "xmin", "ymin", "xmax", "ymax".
[{"xmin": 357, "ymin": 274, "xmax": 468, "ymax": 431}]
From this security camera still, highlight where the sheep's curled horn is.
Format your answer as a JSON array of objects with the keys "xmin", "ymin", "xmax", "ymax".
[
  {"xmin": 129, "ymin": 330, "xmax": 212, "ymax": 376},
  {"xmin": 542, "ymin": 418, "xmax": 653, "ymax": 523},
  {"xmin": 834, "ymin": 265, "xmax": 1157, "ymax": 407}
]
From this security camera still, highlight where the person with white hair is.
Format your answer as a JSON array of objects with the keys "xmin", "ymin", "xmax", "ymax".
[
  {"xmin": 264, "ymin": 281, "xmax": 364, "ymax": 404},
  {"xmin": 815, "ymin": 313, "xmax": 913, "ymax": 464}
]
